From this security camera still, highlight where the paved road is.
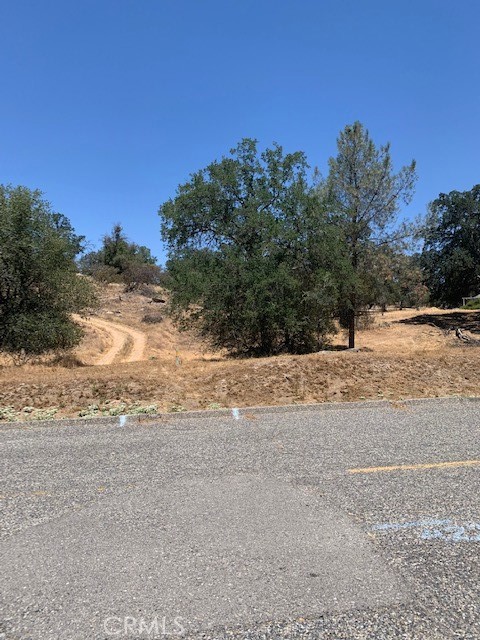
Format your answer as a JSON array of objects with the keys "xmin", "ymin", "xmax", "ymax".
[{"xmin": 1, "ymin": 398, "xmax": 480, "ymax": 639}]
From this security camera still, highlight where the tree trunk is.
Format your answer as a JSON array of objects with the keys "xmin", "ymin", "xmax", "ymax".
[
  {"xmin": 348, "ymin": 308, "xmax": 355, "ymax": 349},
  {"xmin": 349, "ymin": 244, "xmax": 358, "ymax": 350}
]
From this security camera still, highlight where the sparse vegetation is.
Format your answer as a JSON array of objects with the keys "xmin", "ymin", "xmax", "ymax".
[
  {"xmin": 78, "ymin": 402, "xmax": 158, "ymax": 418},
  {"xmin": 169, "ymin": 404, "xmax": 187, "ymax": 413},
  {"xmin": 0, "ymin": 296, "xmax": 480, "ymax": 421},
  {"xmin": 0, "ymin": 401, "xmax": 161, "ymax": 422},
  {"xmin": 0, "ymin": 406, "xmax": 58, "ymax": 422}
]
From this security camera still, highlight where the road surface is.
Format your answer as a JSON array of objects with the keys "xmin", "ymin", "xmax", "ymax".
[{"xmin": 1, "ymin": 398, "xmax": 480, "ymax": 639}]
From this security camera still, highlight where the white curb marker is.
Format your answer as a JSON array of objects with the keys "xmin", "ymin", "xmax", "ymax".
[
  {"xmin": 119, "ymin": 415, "xmax": 127, "ymax": 427},
  {"xmin": 231, "ymin": 408, "xmax": 240, "ymax": 420}
]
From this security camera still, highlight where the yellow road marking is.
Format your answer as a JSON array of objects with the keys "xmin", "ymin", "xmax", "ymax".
[{"xmin": 348, "ymin": 460, "xmax": 480, "ymax": 474}]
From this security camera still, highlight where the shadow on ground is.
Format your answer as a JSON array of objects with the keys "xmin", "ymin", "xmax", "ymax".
[{"xmin": 399, "ymin": 311, "xmax": 480, "ymax": 334}]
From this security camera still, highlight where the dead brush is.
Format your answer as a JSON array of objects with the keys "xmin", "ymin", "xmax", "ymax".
[
  {"xmin": 48, "ymin": 353, "xmax": 86, "ymax": 368},
  {"xmin": 142, "ymin": 313, "xmax": 164, "ymax": 324}
]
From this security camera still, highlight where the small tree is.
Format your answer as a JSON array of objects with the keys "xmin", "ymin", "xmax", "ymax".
[
  {"xmin": 326, "ymin": 122, "xmax": 417, "ymax": 347},
  {"xmin": 364, "ymin": 248, "xmax": 428, "ymax": 311},
  {"xmin": 0, "ymin": 185, "xmax": 96, "ymax": 355},
  {"xmin": 122, "ymin": 263, "xmax": 164, "ymax": 291},
  {"xmin": 160, "ymin": 139, "xmax": 347, "ymax": 355}
]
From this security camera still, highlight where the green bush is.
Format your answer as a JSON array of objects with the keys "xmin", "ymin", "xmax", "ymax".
[
  {"xmin": 0, "ymin": 185, "xmax": 96, "ymax": 355},
  {"xmin": 462, "ymin": 298, "xmax": 480, "ymax": 309}
]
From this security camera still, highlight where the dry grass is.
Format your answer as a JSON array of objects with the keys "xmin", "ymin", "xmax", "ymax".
[{"xmin": 1, "ymin": 283, "xmax": 480, "ymax": 419}]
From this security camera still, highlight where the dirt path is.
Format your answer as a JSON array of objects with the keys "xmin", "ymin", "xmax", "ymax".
[{"xmin": 75, "ymin": 316, "xmax": 146, "ymax": 365}]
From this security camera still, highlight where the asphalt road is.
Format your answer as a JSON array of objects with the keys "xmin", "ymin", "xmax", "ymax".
[{"xmin": 1, "ymin": 398, "xmax": 480, "ymax": 639}]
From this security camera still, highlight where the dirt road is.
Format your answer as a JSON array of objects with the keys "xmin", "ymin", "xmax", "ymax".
[{"xmin": 75, "ymin": 316, "xmax": 146, "ymax": 365}]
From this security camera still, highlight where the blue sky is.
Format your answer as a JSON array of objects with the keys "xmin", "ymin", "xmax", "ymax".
[{"xmin": 1, "ymin": 0, "xmax": 479, "ymax": 264}]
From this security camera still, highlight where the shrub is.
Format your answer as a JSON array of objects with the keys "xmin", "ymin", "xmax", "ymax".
[
  {"xmin": 142, "ymin": 313, "xmax": 164, "ymax": 324},
  {"xmin": 123, "ymin": 263, "xmax": 163, "ymax": 291},
  {"xmin": 48, "ymin": 353, "xmax": 85, "ymax": 368},
  {"xmin": 463, "ymin": 298, "xmax": 480, "ymax": 309},
  {"xmin": 90, "ymin": 264, "xmax": 123, "ymax": 284}
]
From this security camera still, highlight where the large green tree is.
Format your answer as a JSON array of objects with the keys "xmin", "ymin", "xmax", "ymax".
[
  {"xmin": 325, "ymin": 122, "xmax": 417, "ymax": 347},
  {"xmin": 420, "ymin": 185, "xmax": 480, "ymax": 306},
  {"xmin": 160, "ymin": 139, "xmax": 349, "ymax": 355},
  {"xmin": 0, "ymin": 185, "xmax": 96, "ymax": 355}
]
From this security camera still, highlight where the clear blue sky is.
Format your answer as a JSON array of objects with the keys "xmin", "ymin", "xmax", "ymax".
[{"xmin": 1, "ymin": 0, "xmax": 478, "ymax": 264}]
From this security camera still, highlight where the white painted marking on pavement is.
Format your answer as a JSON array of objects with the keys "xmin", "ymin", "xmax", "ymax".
[
  {"xmin": 119, "ymin": 415, "xmax": 127, "ymax": 427},
  {"xmin": 372, "ymin": 519, "xmax": 450, "ymax": 531},
  {"xmin": 371, "ymin": 519, "xmax": 480, "ymax": 542},
  {"xmin": 231, "ymin": 408, "xmax": 240, "ymax": 420}
]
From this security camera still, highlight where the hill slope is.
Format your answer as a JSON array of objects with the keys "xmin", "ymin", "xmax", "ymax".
[{"xmin": 1, "ymin": 283, "xmax": 480, "ymax": 420}]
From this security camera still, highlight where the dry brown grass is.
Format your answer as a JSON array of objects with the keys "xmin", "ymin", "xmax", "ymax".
[{"xmin": 1, "ymin": 283, "xmax": 480, "ymax": 419}]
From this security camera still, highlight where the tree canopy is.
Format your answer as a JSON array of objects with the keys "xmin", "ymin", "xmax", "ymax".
[
  {"xmin": 420, "ymin": 185, "xmax": 480, "ymax": 306},
  {"xmin": 160, "ymin": 139, "xmax": 350, "ymax": 355},
  {"xmin": 0, "ymin": 185, "xmax": 96, "ymax": 355}
]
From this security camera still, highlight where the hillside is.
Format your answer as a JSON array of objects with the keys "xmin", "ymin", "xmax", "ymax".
[
  {"xmin": 1, "ymin": 283, "xmax": 480, "ymax": 421},
  {"xmin": 72, "ymin": 283, "xmax": 215, "ymax": 366}
]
